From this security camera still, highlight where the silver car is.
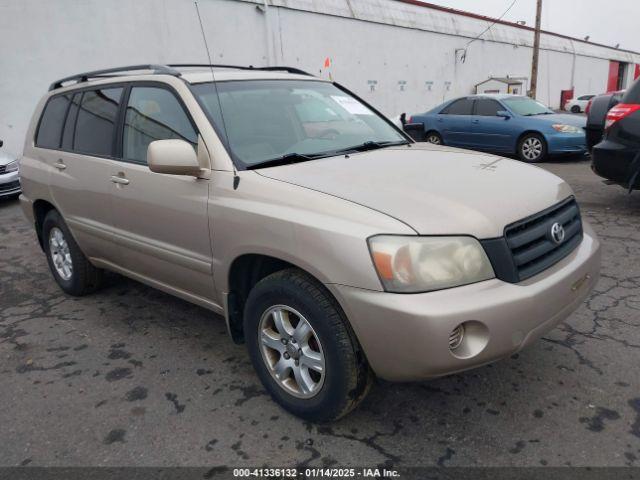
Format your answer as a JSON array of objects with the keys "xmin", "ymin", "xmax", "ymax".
[
  {"xmin": 19, "ymin": 65, "xmax": 601, "ymax": 421},
  {"xmin": 0, "ymin": 141, "xmax": 21, "ymax": 198}
]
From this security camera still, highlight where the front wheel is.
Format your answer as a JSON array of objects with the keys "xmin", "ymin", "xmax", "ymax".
[
  {"xmin": 518, "ymin": 133, "xmax": 547, "ymax": 163},
  {"xmin": 570, "ymin": 105, "xmax": 581, "ymax": 114},
  {"xmin": 244, "ymin": 269, "xmax": 372, "ymax": 422}
]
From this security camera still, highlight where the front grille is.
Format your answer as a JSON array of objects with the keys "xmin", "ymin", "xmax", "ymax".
[
  {"xmin": 505, "ymin": 198, "xmax": 583, "ymax": 281},
  {"xmin": 481, "ymin": 197, "xmax": 583, "ymax": 283},
  {"xmin": 0, "ymin": 165, "xmax": 6, "ymax": 175},
  {"xmin": 0, "ymin": 180, "xmax": 20, "ymax": 193}
]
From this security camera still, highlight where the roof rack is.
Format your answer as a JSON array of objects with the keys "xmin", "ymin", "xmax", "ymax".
[
  {"xmin": 48, "ymin": 64, "xmax": 181, "ymax": 91},
  {"xmin": 48, "ymin": 63, "xmax": 314, "ymax": 92},
  {"xmin": 167, "ymin": 64, "xmax": 313, "ymax": 76}
]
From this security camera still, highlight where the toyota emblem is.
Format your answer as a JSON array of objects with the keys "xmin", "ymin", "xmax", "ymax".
[{"xmin": 550, "ymin": 222, "xmax": 565, "ymax": 244}]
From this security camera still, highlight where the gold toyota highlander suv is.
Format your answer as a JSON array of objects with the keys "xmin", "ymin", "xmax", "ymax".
[{"xmin": 19, "ymin": 64, "xmax": 601, "ymax": 421}]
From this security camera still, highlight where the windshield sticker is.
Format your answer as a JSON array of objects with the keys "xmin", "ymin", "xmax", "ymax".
[{"xmin": 331, "ymin": 96, "xmax": 374, "ymax": 115}]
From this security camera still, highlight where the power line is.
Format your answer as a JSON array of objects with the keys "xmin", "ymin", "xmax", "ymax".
[{"xmin": 464, "ymin": 0, "xmax": 519, "ymax": 47}]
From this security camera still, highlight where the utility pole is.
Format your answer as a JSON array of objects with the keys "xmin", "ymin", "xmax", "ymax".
[{"xmin": 529, "ymin": 0, "xmax": 542, "ymax": 99}]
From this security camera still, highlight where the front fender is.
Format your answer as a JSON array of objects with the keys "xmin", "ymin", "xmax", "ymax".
[{"xmin": 209, "ymin": 170, "xmax": 415, "ymax": 297}]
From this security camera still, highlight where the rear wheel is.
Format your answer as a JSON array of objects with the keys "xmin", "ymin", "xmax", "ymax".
[
  {"xmin": 43, "ymin": 210, "xmax": 103, "ymax": 296},
  {"xmin": 424, "ymin": 131, "xmax": 443, "ymax": 145},
  {"xmin": 244, "ymin": 269, "xmax": 372, "ymax": 422},
  {"xmin": 518, "ymin": 133, "xmax": 547, "ymax": 163}
]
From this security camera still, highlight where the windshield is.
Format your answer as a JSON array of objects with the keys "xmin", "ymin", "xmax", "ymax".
[
  {"xmin": 192, "ymin": 80, "xmax": 406, "ymax": 168},
  {"xmin": 502, "ymin": 96, "xmax": 553, "ymax": 116}
]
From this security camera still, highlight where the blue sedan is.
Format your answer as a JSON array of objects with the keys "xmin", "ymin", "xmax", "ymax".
[{"xmin": 408, "ymin": 95, "xmax": 587, "ymax": 162}]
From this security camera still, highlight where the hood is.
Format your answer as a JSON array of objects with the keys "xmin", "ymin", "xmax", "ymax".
[
  {"xmin": 531, "ymin": 113, "xmax": 587, "ymax": 128},
  {"xmin": 257, "ymin": 144, "xmax": 573, "ymax": 239}
]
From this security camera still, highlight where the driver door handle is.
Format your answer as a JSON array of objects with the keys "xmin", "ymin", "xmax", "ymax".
[
  {"xmin": 110, "ymin": 174, "xmax": 130, "ymax": 186},
  {"xmin": 53, "ymin": 160, "xmax": 67, "ymax": 170}
]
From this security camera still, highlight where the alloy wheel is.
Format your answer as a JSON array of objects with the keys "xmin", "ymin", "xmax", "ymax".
[
  {"xmin": 258, "ymin": 305, "xmax": 325, "ymax": 399},
  {"xmin": 521, "ymin": 137, "xmax": 543, "ymax": 161},
  {"xmin": 49, "ymin": 227, "xmax": 73, "ymax": 281}
]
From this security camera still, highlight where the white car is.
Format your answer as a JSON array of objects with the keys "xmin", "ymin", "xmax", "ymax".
[
  {"xmin": 0, "ymin": 141, "xmax": 21, "ymax": 199},
  {"xmin": 565, "ymin": 95, "xmax": 596, "ymax": 113}
]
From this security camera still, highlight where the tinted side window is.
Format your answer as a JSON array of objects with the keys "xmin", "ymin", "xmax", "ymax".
[
  {"xmin": 475, "ymin": 99, "xmax": 502, "ymax": 116},
  {"xmin": 61, "ymin": 93, "xmax": 81, "ymax": 150},
  {"xmin": 74, "ymin": 88, "xmax": 123, "ymax": 157},
  {"xmin": 123, "ymin": 87, "xmax": 197, "ymax": 164},
  {"xmin": 441, "ymin": 98, "xmax": 474, "ymax": 115},
  {"xmin": 35, "ymin": 95, "xmax": 71, "ymax": 148}
]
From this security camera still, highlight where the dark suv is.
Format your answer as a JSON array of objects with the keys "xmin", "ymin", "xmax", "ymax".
[{"xmin": 592, "ymin": 79, "xmax": 640, "ymax": 191}]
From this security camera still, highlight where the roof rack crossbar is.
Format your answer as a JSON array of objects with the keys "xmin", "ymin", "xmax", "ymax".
[
  {"xmin": 167, "ymin": 64, "xmax": 313, "ymax": 76},
  {"xmin": 48, "ymin": 64, "xmax": 181, "ymax": 91}
]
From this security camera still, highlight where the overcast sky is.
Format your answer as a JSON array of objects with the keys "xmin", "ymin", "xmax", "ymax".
[{"xmin": 421, "ymin": 0, "xmax": 640, "ymax": 52}]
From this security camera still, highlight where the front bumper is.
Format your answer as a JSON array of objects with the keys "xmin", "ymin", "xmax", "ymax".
[
  {"xmin": 546, "ymin": 132, "xmax": 588, "ymax": 155},
  {"xmin": 329, "ymin": 222, "xmax": 601, "ymax": 381},
  {"xmin": 0, "ymin": 170, "xmax": 21, "ymax": 197}
]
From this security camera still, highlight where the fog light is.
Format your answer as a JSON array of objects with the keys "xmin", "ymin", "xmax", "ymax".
[
  {"xmin": 448, "ymin": 321, "xmax": 490, "ymax": 360},
  {"xmin": 449, "ymin": 324, "xmax": 465, "ymax": 351}
]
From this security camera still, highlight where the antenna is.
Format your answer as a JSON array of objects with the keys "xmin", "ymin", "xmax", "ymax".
[{"xmin": 193, "ymin": 1, "xmax": 240, "ymax": 189}]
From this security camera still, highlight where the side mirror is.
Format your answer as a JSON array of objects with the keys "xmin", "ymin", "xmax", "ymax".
[
  {"xmin": 496, "ymin": 110, "xmax": 511, "ymax": 119},
  {"xmin": 0, "ymin": 140, "xmax": 3, "ymax": 148},
  {"xmin": 147, "ymin": 139, "xmax": 201, "ymax": 176}
]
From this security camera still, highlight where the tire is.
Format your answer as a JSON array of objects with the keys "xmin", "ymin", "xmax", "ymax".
[
  {"xmin": 244, "ymin": 269, "xmax": 372, "ymax": 422},
  {"xmin": 42, "ymin": 209, "xmax": 103, "ymax": 296},
  {"xmin": 517, "ymin": 133, "xmax": 547, "ymax": 163},
  {"xmin": 570, "ymin": 105, "xmax": 581, "ymax": 114},
  {"xmin": 424, "ymin": 131, "xmax": 443, "ymax": 145}
]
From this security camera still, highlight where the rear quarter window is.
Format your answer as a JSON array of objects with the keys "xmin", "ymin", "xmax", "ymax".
[{"xmin": 35, "ymin": 95, "xmax": 71, "ymax": 149}]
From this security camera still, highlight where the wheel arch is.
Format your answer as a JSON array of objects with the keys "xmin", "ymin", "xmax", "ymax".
[
  {"xmin": 225, "ymin": 253, "xmax": 341, "ymax": 344},
  {"xmin": 32, "ymin": 199, "xmax": 57, "ymax": 250},
  {"xmin": 424, "ymin": 129, "xmax": 443, "ymax": 142},
  {"xmin": 515, "ymin": 130, "xmax": 547, "ymax": 151}
]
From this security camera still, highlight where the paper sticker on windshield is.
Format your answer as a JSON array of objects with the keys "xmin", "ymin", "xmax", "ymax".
[{"xmin": 331, "ymin": 96, "xmax": 374, "ymax": 115}]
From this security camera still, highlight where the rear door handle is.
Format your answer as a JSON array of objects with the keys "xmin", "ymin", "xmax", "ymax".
[
  {"xmin": 53, "ymin": 160, "xmax": 67, "ymax": 170},
  {"xmin": 110, "ymin": 175, "xmax": 130, "ymax": 185},
  {"xmin": 472, "ymin": 119, "xmax": 480, "ymax": 124}
]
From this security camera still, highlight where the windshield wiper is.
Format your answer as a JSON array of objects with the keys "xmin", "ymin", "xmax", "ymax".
[
  {"xmin": 246, "ymin": 140, "xmax": 409, "ymax": 169},
  {"xmin": 246, "ymin": 152, "xmax": 323, "ymax": 170},
  {"xmin": 331, "ymin": 140, "xmax": 409, "ymax": 155}
]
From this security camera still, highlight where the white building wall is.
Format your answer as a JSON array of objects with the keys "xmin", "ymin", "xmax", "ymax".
[{"xmin": 1, "ymin": 0, "xmax": 639, "ymax": 155}]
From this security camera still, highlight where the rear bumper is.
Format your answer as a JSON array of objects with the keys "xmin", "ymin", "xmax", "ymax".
[
  {"xmin": 0, "ymin": 171, "xmax": 21, "ymax": 197},
  {"xmin": 546, "ymin": 132, "xmax": 588, "ymax": 155},
  {"xmin": 329, "ymin": 222, "xmax": 600, "ymax": 381},
  {"xmin": 591, "ymin": 139, "xmax": 639, "ymax": 187}
]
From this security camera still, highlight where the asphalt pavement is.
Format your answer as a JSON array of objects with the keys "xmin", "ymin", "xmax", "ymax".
[{"xmin": 1, "ymin": 156, "xmax": 639, "ymax": 468}]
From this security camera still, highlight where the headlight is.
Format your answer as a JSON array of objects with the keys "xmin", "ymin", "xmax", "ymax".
[
  {"xmin": 5, "ymin": 160, "xmax": 19, "ymax": 173},
  {"xmin": 552, "ymin": 124, "xmax": 582, "ymax": 134},
  {"xmin": 368, "ymin": 235, "xmax": 495, "ymax": 293}
]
